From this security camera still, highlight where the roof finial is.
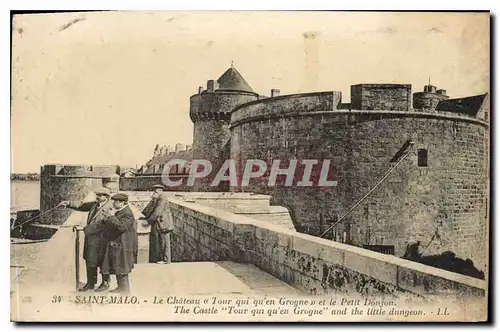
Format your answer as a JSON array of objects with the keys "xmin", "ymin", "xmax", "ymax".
[
  {"xmin": 231, "ymin": 60, "xmax": 234, "ymax": 68},
  {"xmin": 428, "ymin": 76, "xmax": 431, "ymax": 86}
]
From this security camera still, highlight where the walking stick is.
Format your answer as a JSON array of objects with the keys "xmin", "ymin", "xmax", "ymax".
[{"xmin": 73, "ymin": 226, "xmax": 80, "ymax": 291}]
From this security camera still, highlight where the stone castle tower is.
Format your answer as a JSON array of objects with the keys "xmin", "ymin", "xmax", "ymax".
[
  {"xmin": 39, "ymin": 164, "xmax": 119, "ymax": 224},
  {"xmin": 189, "ymin": 66, "xmax": 259, "ymax": 191},
  {"xmin": 138, "ymin": 68, "xmax": 488, "ymax": 271},
  {"xmin": 413, "ymin": 82, "xmax": 450, "ymax": 110}
]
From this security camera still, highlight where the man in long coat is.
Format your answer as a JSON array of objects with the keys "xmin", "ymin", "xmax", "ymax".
[
  {"xmin": 59, "ymin": 187, "xmax": 114, "ymax": 292},
  {"xmin": 100, "ymin": 193, "xmax": 138, "ymax": 293},
  {"xmin": 141, "ymin": 184, "xmax": 174, "ymax": 264}
]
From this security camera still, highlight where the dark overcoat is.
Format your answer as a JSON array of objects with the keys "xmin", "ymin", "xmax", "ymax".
[
  {"xmin": 142, "ymin": 193, "xmax": 174, "ymax": 263},
  {"xmin": 69, "ymin": 200, "xmax": 114, "ymax": 268},
  {"xmin": 100, "ymin": 205, "xmax": 138, "ymax": 275}
]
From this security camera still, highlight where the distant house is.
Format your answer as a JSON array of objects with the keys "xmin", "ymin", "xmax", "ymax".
[{"xmin": 143, "ymin": 143, "xmax": 193, "ymax": 176}]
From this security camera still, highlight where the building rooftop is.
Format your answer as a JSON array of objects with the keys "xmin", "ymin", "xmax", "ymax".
[
  {"xmin": 142, "ymin": 145, "xmax": 193, "ymax": 174},
  {"xmin": 436, "ymin": 93, "xmax": 488, "ymax": 117}
]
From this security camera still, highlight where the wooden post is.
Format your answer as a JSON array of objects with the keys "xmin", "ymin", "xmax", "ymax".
[{"xmin": 73, "ymin": 226, "xmax": 80, "ymax": 291}]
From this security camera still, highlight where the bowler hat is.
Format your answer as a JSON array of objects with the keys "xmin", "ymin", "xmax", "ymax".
[
  {"xmin": 111, "ymin": 193, "xmax": 128, "ymax": 202},
  {"xmin": 94, "ymin": 187, "xmax": 111, "ymax": 196},
  {"xmin": 152, "ymin": 184, "xmax": 165, "ymax": 190}
]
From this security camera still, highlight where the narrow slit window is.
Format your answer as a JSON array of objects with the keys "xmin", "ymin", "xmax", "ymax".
[
  {"xmin": 485, "ymin": 198, "xmax": 488, "ymax": 219},
  {"xmin": 418, "ymin": 149, "xmax": 428, "ymax": 167}
]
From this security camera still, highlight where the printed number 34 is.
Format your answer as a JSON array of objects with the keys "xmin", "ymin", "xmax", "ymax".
[{"xmin": 52, "ymin": 295, "xmax": 62, "ymax": 303}]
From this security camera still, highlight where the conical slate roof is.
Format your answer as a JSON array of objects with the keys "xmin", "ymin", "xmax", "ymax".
[{"xmin": 216, "ymin": 67, "xmax": 255, "ymax": 93}]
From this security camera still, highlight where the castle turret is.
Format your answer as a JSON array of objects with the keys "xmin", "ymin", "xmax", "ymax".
[
  {"xmin": 189, "ymin": 66, "xmax": 259, "ymax": 191},
  {"xmin": 40, "ymin": 164, "xmax": 119, "ymax": 224},
  {"xmin": 413, "ymin": 84, "xmax": 449, "ymax": 111}
]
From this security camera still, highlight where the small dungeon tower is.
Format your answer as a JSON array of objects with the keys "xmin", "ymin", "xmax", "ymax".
[
  {"xmin": 189, "ymin": 66, "xmax": 259, "ymax": 191},
  {"xmin": 412, "ymin": 79, "xmax": 450, "ymax": 110}
]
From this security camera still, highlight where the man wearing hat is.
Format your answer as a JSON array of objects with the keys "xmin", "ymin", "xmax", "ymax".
[
  {"xmin": 59, "ymin": 187, "xmax": 114, "ymax": 292},
  {"xmin": 140, "ymin": 184, "xmax": 174, "ymax": 264},
  {"xmin": 99, "ymin": 193, "xmax": 138, "ymax": 293}
]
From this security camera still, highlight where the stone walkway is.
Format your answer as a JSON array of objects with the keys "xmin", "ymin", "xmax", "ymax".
[{"xmin": 11, "ymin": 209, "xmax": 303, "ymax": 322}]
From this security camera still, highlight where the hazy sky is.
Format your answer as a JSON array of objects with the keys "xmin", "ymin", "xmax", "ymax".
[{"xmin": 11, "ymin": 11, "xmax": 489, "ymax": 173}]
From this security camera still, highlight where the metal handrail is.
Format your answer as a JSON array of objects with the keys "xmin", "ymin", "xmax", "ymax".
[{"xmin": 320, "ymin": 145, "xmax": 413, "ymax": 239}]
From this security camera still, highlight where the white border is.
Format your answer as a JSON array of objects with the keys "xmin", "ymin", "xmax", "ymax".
[{"xmin": 2, "ymin": 1, "xmax": 497, "ymax": 331}]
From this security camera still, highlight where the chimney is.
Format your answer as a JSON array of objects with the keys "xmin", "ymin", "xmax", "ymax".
[
  {"xmin": 424, "ymin": 85, "xmax": 437, "ymax": 93},
  {"xmin": 198, "ymin": 86, "xmax": 203, "ymax": 94},
  {"xmin": 271, "ymin": 89, "xmax": 280, "ymax": 97},
  {"xmin": 207, "ymin": 80, "xmax": 214, "ymax": 92}
]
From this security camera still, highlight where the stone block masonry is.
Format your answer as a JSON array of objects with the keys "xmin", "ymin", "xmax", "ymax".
[
  {"xmin": 120, "ymin": 175, "xmax": 191, "ymax": 192},
  {"xmin": 125, "ymin": 191, "xmax": 297, "ymax": 231},
  {"xmin": 190, "ymin": 90, "xmax": 259, "ymax": 192},
  {"xmin": 167, "ymin": 198, "xmax": 486, "ymax": 299},
  {"xmin": 231, "ymin": 97, "xmax": 489, "ymax": 271},
  {"xmin": 125, "ymin": 191, "xmax": 297, "ymax": 262}
]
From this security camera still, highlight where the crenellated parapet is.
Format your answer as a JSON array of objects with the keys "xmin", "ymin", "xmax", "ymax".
[{"xmin": 189, "ymin": 90, "xmax": 258, "ymax": 122}]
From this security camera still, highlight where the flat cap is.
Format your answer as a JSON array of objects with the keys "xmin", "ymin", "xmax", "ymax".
[
  {"xmin": 152, "ymin": 184, "xmax": 165, "ymax": 190},
  {"xmin": 111, "ymin": 193, "xmax": 128, "ymax": 202},
  {"xmin": 94, "ymin": 187, "xmax": 111, "ymax": 196}
]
